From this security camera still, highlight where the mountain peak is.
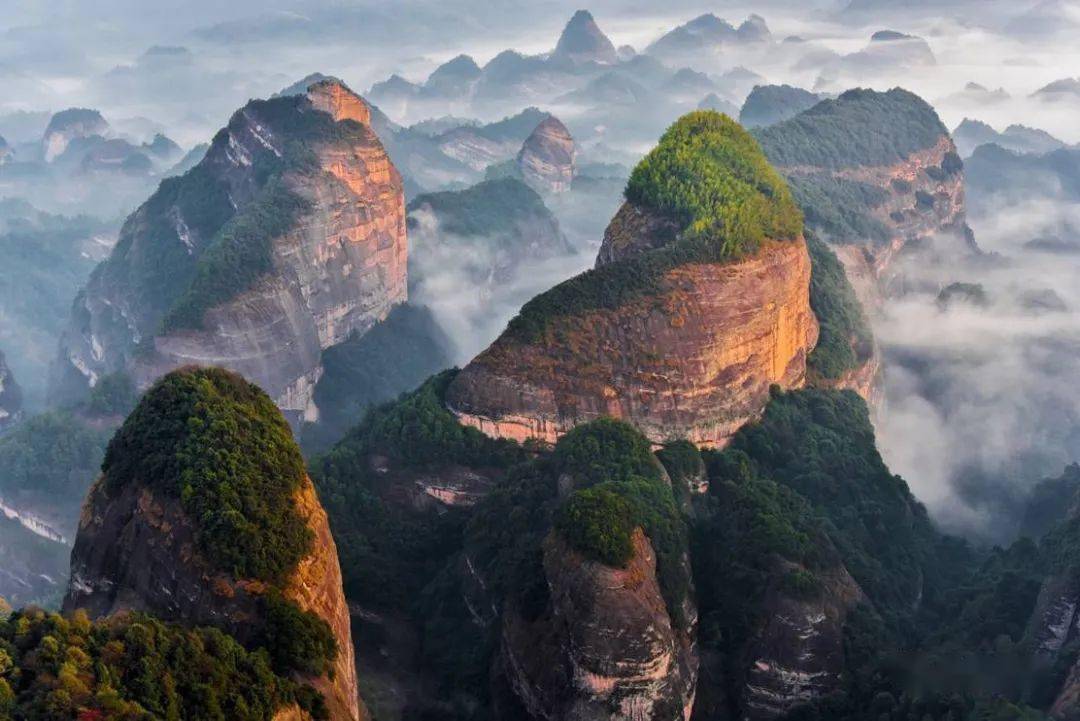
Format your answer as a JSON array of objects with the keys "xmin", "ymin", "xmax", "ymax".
[
  {"xmin": 553, "ymin": 9, "xmax": 617, "ymax": 64},
  {"xmin": 517, "ymin": 115, "xmax": 576, "ymax": 193},
  {"xmin": 306, "ymin": 77, "xmax": 371, "ymax": 125}
]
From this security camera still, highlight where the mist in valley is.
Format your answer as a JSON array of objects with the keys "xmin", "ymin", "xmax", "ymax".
[{"xmin": 3, "ymin": 0, "xmax": 1080, "ymax": 604}]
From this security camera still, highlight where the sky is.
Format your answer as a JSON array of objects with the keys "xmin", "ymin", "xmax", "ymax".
[{"xmin": 4, "ymin": 0, "xmax": 1080, "ymax": 145}]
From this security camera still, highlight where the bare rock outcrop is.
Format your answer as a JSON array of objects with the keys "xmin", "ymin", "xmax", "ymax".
[
  {"xmin": 42, "ymin": 108, "xmax": 109, "ymax": 162},
  {"xmin": 501, "ymin": 529, "xmax": 697, "ymax": 720},
  {"xmin": 52, "ymin": 80, "xmax": 407, "ymax": 423},
  {"xmin": 64, "ymin": 369, "xmax": 363, "ymax": 720},
  {"xmin": 738, "ymin": 562, "xmax": 864, "ymax": 719},
  {"xmin": 446, "ymin": 206, "xmax": 817, "ymax": 448},
  {"xmin": 517, "ymin": 116, "xmax": 576, "ymax": 194}
]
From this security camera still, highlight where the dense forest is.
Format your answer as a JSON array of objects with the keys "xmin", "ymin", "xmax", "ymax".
[
  {"xmin": 303, "ymin": 304, "xmax": 453, "ymax": 453},
  {"xmin": 407, "ymin": 178, "xmax": 551, "ymax": 240},
  {"xmin": 805, "ymin": 232, "xmax": 874, "ymax": 380},
  {"xmin": 755, "ymin": 88, "xmax": 948, "ymax": 170},
  {"xmin": 0, "ymin": 608, "xmax": 329, "ymax": 720},
  {"xmin": 304, "ymin": 369, "xmax": 1080, "ymax": 720}
]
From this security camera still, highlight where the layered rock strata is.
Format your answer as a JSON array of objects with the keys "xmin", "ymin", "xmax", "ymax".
[{"xmin": 517, "ymin": 116, "xmax": 576, "ymax": 193}]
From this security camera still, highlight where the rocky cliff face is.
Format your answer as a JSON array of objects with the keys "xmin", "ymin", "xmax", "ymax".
[
  {"xmin": 42, "ymin": 108, "xmax": 109, "ymax": 162},
  {"xmin": 798, "ymin": 134, "xmax": 969, "ymax": 302},
  {"xmin": 0, "ymin": 350, "xmax": 21, "ymax": 431},
  {"xmin": 1023, "ymin": 559, "xmax": 1080, "ymax": 721},
  {"xmin": 447, "ymin": 111, "xmax": 815, "ymax": 448},
  {"xmin": 53, "ymin": 80, "xmax": 407, "ymax": 422},
  {"xmin": 737, "ymin": 562, "xmax": 863, "ymax": 719},
  {"xmin": 756, "ymin": 89, "xmax": 973, "ymax": 306},
  {"xmin": 446, "ymin": 212, "xmax": 816, "ymax": 448},
  {"xmin": 517, "ymin": 116, "xmax": 576, "ymax": 194},
  {"xmin": 501, "ymin": 529, "xmax": 697, "ymax": 720},
  {"xmin": 66, "ymin": 474, "xmax": 361, "ymax": 720}
]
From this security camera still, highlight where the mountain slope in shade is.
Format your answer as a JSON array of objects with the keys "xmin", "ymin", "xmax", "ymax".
[
  {"xmin": 552, "ymin": 10, "xmax": 618, "ymax": 65},
  {"xmin": 0, "ymin": 350, "xmax": 21, "ymax": 431},
  {"xmin": 740, "ymin": 84, "xmax": 822, "ymax": 128},
  {"xmin": 755, "ymin": 87, "xmax": 972, "ymax": 305}
]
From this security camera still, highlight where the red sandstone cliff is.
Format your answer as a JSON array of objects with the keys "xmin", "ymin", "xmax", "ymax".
[
  {"xmin": 500, "ymin": 529, "xmax": 697, "ymax": 719},
  {"xmin": 446, "ymin": 203, "xmax": 817, "ymax": 448},
  {"xmin": 53, "ymin": 80, "xmax": 407, "ymax": 423},
  {"xmin": 516, "ymin": 116, "xmax": 576, "ymax": 194},
  {"xmin": 65, "ymin": 475, "xmax": 363, "ymax": 721}
]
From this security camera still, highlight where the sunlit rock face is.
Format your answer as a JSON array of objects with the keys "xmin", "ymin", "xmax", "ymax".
[
  {"xmin": 500, "ymin": 529, "xmax": 697, "ymax": 721},
  {"xmin": 446, "ymin": 202, "xmax": 817, "ymax": 448},
  {"xmin": 51, "ymin": 80, "xmax": 407, "ymax": 422},
  {"xmin": 517, "ymin": 116, "xmax": 576, "ymax": 194},
  {"xmin": 65, "ymin": 370, "xmax": 362, "ymax": 719},
  {"xmin": 67, "ymin": 476, "xmax": 361, "ymax": 720}
]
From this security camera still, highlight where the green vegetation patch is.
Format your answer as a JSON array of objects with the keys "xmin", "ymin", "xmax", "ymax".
[
  {"xmin": 656, "ymin": 439, "xmax": 704, "ymax": 504},
  {"xmin": 86, "ymin": 370, "xmax": 139, "ymax": 417},
  {"xmin": 754, "ymin": 87, "xmax": 948, "ymax": 170},
  {"xmin": 161, "ymin": 178, "xmax": 310, "ymax": 331},
  {"xmin": 0, "ymin": 607, "xmax": 327, "ymax": 720},
  {"xmin": 102, "ymin": 367, "xmax": 311, "ymax": 584},
  {"xmin": 552, "ymin": 417, "xmax": 662, "ymax": 487},
  {"xmin": 505, "ymin": 111, "xmax": 802, "ymax": 341},
  {"xmin": 556, "ymin": 485, "xmax": 636, "ymax": 566},
  {"xmin": 304, "ymin": 303, "xmax": 453, "ymax": 454},
  {"xmin": 717, "ymin": 387, "xmax": 939, "ymax": 621},
  {"xmin": 786, "ymin": 173, "xmax": 892, "ymax": 245},
  {"xmin": 0, "ymin": 411, "xmax": 109, "ymax": 526},
  {"xmin": 625, "ymin": 111, "xmax": 802, "ymax": 250},
  {"xmin": 260, "ymin": 591, "xmax": 338, "ymax": 677},
  {"xmin": 310, "ymin": 370, "xmax": 525, "ymax": 609},
  {"xmin": 408, "ymin": 178, "xmax": 548, "ymax": 239},
  {"xmin": 806, "ymin": 233, "xmax": 874, "ymax": 380},
  {"xmin": 329, "ymin": 369, "xmax": 523, "ymax": 470},
  {"xmin": 551, "ymin": 419, "xmax": 690, "ymax": 627}
]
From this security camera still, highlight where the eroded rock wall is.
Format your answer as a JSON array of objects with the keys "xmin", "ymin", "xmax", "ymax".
[
  {"xmin": 501, "ymin": 529, "xmax": 697, "ymax": 720},
  {"xmin": 447, "ymin": 227, "xmax": 817, "ymax": 448}
]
